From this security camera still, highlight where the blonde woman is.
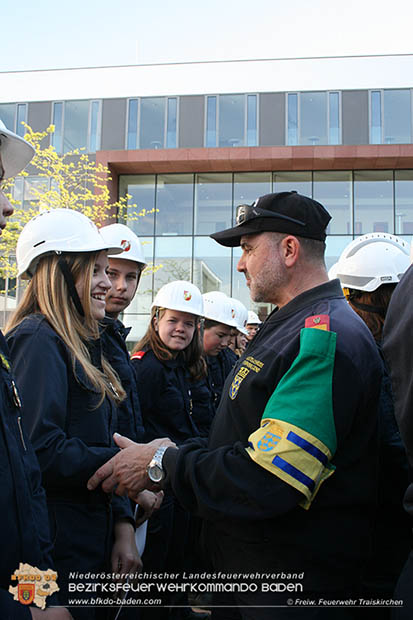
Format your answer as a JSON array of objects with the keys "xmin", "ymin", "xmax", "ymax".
[{"xmin": 6, "ymin": 210, "xmax": 139, "ymax": 619}]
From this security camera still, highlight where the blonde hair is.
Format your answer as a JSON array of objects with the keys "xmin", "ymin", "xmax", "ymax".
[{"xmin": 6, "ymin": 252, "xmax": 125, "ymax": 405}]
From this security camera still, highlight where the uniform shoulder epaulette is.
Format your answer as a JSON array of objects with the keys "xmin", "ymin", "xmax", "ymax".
[
  {"xmin": 131, "ymin": 351, "xmax": 146, "ymax": 360},
  {"xmin": 304, "ymin": 314, "xmax": 330, "ymax": 331}
]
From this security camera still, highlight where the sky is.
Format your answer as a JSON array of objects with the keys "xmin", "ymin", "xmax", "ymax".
[{"xmin": 2, "ymin": 0, "xmax": 413, "ymax": 73}]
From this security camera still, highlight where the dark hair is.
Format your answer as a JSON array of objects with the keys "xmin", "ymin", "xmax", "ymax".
[
  {"xmin": 204, "ymin": 319, "xmax": 221, "ymax": 330},
  {"xmin": 133, "ymin": 307, "xmax": 207, "ymax": 380},
  {"xmin": 296, "ymin": 235, "xmax": 326, "ymax": 265},
  {"xmin": 348, "ymin": 284, "xmax": 396, "ymax": 341},
  {"xmin": 270, "ymin": 232, "xmax": 326, "ymax": 265}
]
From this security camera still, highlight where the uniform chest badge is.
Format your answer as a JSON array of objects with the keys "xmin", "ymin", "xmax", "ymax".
[{"xmin": 304, "ymin": 314, "xmax": 330, "ymax": 331}]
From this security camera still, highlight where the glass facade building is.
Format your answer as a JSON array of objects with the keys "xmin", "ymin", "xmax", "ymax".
[
  {"xmin": 118, "ymin": 170, "xmax": 413, "ymax": 338},
  {"xmin": 2, "ymin": 56, "xmax": 413, "ymax": 337}
]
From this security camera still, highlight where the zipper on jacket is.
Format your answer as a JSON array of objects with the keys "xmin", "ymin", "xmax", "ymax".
[{"xmin": 17, "ymin": 416, "xmax": 27, "ymax": 451}]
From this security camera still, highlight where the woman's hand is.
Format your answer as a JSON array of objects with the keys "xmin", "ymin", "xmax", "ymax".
[
  {"xmin": 134, "ymin": 489, "xmax": 164, "ymax": 526},
  {"xmin": 111, "ymin": 519, "xmax": 142, "ymax": 577}
]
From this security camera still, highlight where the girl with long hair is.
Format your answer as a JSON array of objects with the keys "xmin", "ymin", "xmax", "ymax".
[
  {"xmin": 6, "ymin": 209, "xmax": 140, "ymax": 620},
  {"xmin": 130, "ymin": 280, "xmax": 208, "ymax": 620}
]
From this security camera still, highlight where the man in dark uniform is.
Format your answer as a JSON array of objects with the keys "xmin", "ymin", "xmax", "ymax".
[
  {"xmin": 0, "ymin": 121, "xmax": 72, "ymax": 618},
  {"xmin": 89, "ymin": 192, "xmax": 382, "ymax": 619}
]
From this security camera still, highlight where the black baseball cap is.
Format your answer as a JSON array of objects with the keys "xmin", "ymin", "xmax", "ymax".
[{"xmin": 210, "ymin": 191, "xmax": 331, "ymax": 247}]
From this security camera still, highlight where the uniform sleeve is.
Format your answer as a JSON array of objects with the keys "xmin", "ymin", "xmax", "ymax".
[
  {"xmin": 132, "ymin": 354, "xmax": 166, "ymax": 414},
  {"xmin": 163, "ymin": 327, "xmax": 367, "ymax": 519},
  {"xmin": 8, "ymin": 326, "xmax": 118, "ymax": 488},
  {"xmin": 163, "ymin": 439, "xmax": 302, "ymax": 522}
]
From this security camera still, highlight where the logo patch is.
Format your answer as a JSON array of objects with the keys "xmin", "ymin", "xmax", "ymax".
[
  {"xmin": 229, "ymin": 372, "xmax": 246, "ymax": 400},
  {"xmin": 18, "ymin": 584, "xmax": 35, "ymax": 605},
  {"xmin": 257, "ymin": 432, "xmax": 282, "ymax": 452},
  {"xmin": 183, "ymin": 291, "xmax": 192, "ymax": 301},
  {"xmin": 121, "ymin": 239, "xmax": 131, "ymax": 252},
  {"xmin": 304, "ymin": 314, "xmax": 330, "ymax": 331}
]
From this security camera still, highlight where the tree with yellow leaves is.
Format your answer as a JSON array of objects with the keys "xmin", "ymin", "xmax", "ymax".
[{"xmin": 0, "ymin": 123, "xmax": 154, "ymax": 282}]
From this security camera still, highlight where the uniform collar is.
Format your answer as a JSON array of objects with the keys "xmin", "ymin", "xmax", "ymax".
[{"xmin": 267, "ymin": 279, "xmax": 344, "ymax": 324}]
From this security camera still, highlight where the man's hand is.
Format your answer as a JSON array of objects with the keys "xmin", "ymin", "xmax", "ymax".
[
  {"xmin": 87, "ymin": 434, "xmax": 176, "ymax": 497},
  {"xmin": 30, "ymin": 607, "xmax": 73, "ymax": 619}
]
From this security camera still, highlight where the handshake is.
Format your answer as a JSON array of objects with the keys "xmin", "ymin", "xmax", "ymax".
[{"xmin": 87, "ymin": 434, "xmax": 176, "ymax": 499}]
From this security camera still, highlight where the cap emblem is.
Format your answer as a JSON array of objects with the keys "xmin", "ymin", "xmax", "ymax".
[{"xmin": 121, "ymin": 239, "xmax": 131, "ymax": 252}]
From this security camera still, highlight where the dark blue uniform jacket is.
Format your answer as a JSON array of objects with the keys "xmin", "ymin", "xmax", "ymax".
[
  {"xmin": 131, "ymin": 349, "xmax": 200, "ymax": 445},
  {"xmin": 7, "ymin": 315, "xmax": 133, "ymax": 598},
  {"xmin": 101, "ymin": 316, "xmax": 145, "ymax": 443},
  {"xmin": 206, "ymin": 348, "xmax": 236, "ymax": 408},
  {"xmin": 0, "ymin": 330, "xmax": 54, "ymax": 619}
]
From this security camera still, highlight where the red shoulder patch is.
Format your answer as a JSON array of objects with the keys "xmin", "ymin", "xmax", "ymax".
[
  {"xmin": 304, "ymin": 314, "xmax": 330, "ymax": 331},
  {"xmin": 131, "ymin": 351, "xmax": 146, "ymax": 360}
]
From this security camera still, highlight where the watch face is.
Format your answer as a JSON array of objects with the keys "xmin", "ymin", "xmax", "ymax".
[{"xmin": 148, "ymin": 463, "xmax": 164, "ymax": 483}]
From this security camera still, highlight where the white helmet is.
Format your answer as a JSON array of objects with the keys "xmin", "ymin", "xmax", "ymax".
[
  {"xmin": 335, "ymin": 232, "xmax": 410, "ymax": 292},
  {"xmin": 247, "ymin": 310, "xmax": 261, "ymax": 325},
  {"xmin": 0, "ymin": 119, "xmax": 34, "ymax": 179},
  {"xmin": 99, "ymin": 223, "xmax": 147, "ymax": 267},
  {"xmin": 229, "ymin": 297, "xmax": 249, "ymax": 336},
  {"xmin": 17, "ymin": 209, "xmax": 123, "ymax": 279},
  {"xmin": 203, "ymin": 291, "xmax": 238, "ymax": 327},
  {"xmin": 152, "ymin": 280, "xmax": 204, "ymax": 317}
]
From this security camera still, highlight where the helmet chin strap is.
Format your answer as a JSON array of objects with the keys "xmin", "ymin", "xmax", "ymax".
[{"xmin": 57, "ymin": 257, "xmax": 85, "ymax": 317}]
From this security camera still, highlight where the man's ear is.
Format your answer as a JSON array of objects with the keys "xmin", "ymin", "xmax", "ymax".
[{"xmin": 282, "ymin": 235, "xmax": 300, "ymax": 267}]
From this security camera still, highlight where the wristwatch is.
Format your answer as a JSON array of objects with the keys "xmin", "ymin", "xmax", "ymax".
[{"xmin": 147, "ymin": 446, "xmax": 169, "ymax": 483}]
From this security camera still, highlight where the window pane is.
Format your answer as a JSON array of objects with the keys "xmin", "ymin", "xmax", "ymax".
[
  {"xmin": 0, "ymin": 104, "xmax": 15, "ymax": 131},
  {"xmin": 194, "ymin": 173, "xmax": 232, "ymax": 235},
  {"xmin": 273, "ymin": 171, "xmax": 312, "ymax": 196},
  {"xmin": 325, "ymin": 236, "xmax": 353, "ymax": 274},
  {"xmin": 300, "ymin": 92, "xmax": 327, "ymax": 145},
  {"xmin": 219, "ymin": 94, "xmax": 244, "ymax": 147},
  {"xmin": 247, "ymin": 95, "xmax": 257, "ymax": 146},
  {"xmin": 166, "ymin": 98, "xmax": 177, "ymax": 148},
  {"xmin": 206, "ymin": 96, "xmax": 217, "ymax": 147},
  {"xmin": 16, "ymin": 104, "xmax": 27, "ymax": 138},
  {"xmin": 51, "ymin": 102, "xmax": 63, "ymax": 152},
  {"xmin": 328, "ymin": 92, "xmax": 340, "ymax": 145},
  {"xmin": 383, "ymin": 90, "xmax": 411, "ymax": 144},
  {"xmin": 193, "ymin": 237, "xmax": 231, "ymax": 295},
  {"xmin": 395, "ymin": 171, "xmax": 413, "ymax": 234},
  {"xmin": 354, "ymin": 171, "xmax": 393, "ymax": 235},
  {"xmin": 89, "ymin": 101, "xmax": 100, "ymax": 152},
  {"xmin": 122, "ymin": 174, "xmax": 156, "ymax": 236},
  {"xmin": 124, "ymin": 237, "xmax": 154, "ymax": 315},
  {"xmin": 154, "ymin": 237, "xmax": 192, "ymax": 292},
  {"xmin": 155, "ymin": 174, "xmax": 193, "ymax": 235},
  {"xmin": 140, "ymin": 98, "xmax": 165, "ymax": 149},
  {"xmin": 63, "ymin": 100, "xmax": 89, "ymax": 153},
  {"xmin": 287, "ymin": 94, "xmax": 298, "ymax": 145},
  {"xmin": 233, "ymin": 172, "xmax": 271, "ymax": 218},
  {"xmin": 127, "ymin": 99, "xmax": 138, "ymax": 149},
  {"xmin": 313, "ymin": 171, "xmax": 351, "ymax": 234},
  {"xmin": 370, "ymin": 91, "xmax": 382, "ymax": 144}
]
